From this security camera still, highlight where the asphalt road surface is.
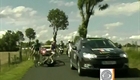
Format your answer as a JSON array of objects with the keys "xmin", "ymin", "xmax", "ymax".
[{"xmin": 21, "ymin": 55, "xmax": 140, "ymax": 80}]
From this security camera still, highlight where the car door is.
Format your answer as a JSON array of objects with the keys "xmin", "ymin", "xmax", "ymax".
[
  {"xmin": 72, "ymin": 40, "xmax": 81, "ymax": 65},
  {"xmin": 70, "ymin": 42, "xmax": 77, "ymax": 64}
]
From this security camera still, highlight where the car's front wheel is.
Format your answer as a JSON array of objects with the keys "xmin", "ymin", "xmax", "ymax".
[{"xmin": 77, "ymin": 60, "xmax": 85, "ymax": 76}]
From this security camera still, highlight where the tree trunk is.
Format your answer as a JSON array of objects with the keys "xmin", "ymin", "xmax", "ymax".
[
  {"xmin": 53, "ymin": 32, "xmax": 57, "ymax": 42},
  {"xmin": 29, "ymin": 39, "xmax": 31, "ymax": 47},
  {"xmin": 19, "ymin": 42, "xmax": 22, "ymax": 62},
  {"xmin": 82, "ymin": 30, "xmax": 87, "ymax": 38},
  {"xmin": 82, "ymin": 14, "xmax": 90, "ymax": 38},
  {"xmin": 84, "ymin": 14, "xmax": 90, "ymax": 28},
  {"xmin": 53, "ymin": 28, "xmax": 58, "ymax": 42}
]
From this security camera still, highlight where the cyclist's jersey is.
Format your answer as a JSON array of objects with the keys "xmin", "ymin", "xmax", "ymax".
[
  {"xmin": 51, "ymin": 43, "xmax": 56, "ymax": 50},
  {"xmin": 34, "ymin": 42, "xmax": 41, "ymax": 51}
]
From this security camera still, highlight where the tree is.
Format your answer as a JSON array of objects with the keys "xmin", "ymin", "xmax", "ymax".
[
  {"xmin": 16, "ymin": 31, "xmax": 24, "ymax": 46},
  {"xmin": 47, "ymin": 8, "xmax": 69, "ymax": 42},
  {"xmin": 0, "ymin": 39, "xmax": 5, "ymax": 51},
  {"xmin": 46, "ymin": 40, "xmax": 52, "ymax": 45},
  {"xmin": 124, "ymin": 43, "xmax": 132, "ymax": 47},
  {"xmin": 16, "ymin": 31, "xmax": 24, "ymax": 42},
  {"xmin": 77, "ymin": 0, "xmax": 109, "ymax": 38},
  {"xmin": 16, "ymin": 31, "xmax": 24, "ymax": 62},
  {"xmin": 114, "ymin": 42, "xmax": 119, "ymax": 46},
  {"xmin": 2, "ymin": 30, "xmax": 19, "ymax": 51},
  {"xmin": 74, "ymin": 36, "xmax": 81, "ymax": 43},
  {"xmin": 25, "ymin": 28, "xmax": 36, "ymax": 46}
]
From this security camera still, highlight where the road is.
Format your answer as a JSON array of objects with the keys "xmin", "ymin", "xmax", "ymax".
[{"xmin": 21, "ymin": 55, "xmax": 140, "ymax": 80}]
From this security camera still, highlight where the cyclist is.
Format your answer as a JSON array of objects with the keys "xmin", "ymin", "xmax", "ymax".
[
  {"xmin": 51, "ymin": 41, "xmax": 57, "ymax": 54},
  {"xmin": 50, "ymin": 41, "xmax": 57, "ymax": 63},
  {"xmin": 33, "ymin": 39, "xmax": 41, "ymax": 66}
]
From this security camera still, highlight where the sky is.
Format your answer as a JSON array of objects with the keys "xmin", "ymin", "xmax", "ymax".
[{"xmin": 0, "ymin": 0, "xmax": 140, "ymax": 44}]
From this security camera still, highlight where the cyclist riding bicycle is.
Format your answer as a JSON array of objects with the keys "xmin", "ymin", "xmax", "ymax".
[
  {"xmin": 50, "ymin": 41, "xmax": 56, "ymax": 54},
  {"xmin": 48, "ymin": 41, "xmax": 57, "ymax": 63},
  {"xmin": 33, "ymin": 39, "xmax": 41, "ymax": 65}
]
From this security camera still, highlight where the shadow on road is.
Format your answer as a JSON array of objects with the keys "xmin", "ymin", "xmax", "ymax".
[
  {"xmin": 54, "ymin": 60, "xmax": 65, "ymax": 67},
  {"xmin": 40, "ymin": 60, "xmax": 65, "ymax": 67},
  {"xmin": 60, "ymin": 58, "xmax": 70, "ymax": 63},
  {"xmin": 84, "ymin": 68, "xmax": 140, "ymax": 78},
  {"xmin": 117, "ymin": 68, "xmax": 140, "ymax": 78}
]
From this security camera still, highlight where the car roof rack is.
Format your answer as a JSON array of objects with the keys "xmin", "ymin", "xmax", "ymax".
[{"xmin": 76, "ymin": 37, "xmax": 108, "ymax": 42}]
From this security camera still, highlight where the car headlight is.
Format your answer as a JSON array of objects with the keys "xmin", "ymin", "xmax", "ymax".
[
  {"xmin": 42, "ymin": 51, "xmax": 46, "ymax": 53},
  {"xmin": 120, "ymin": 53, "xmax": 127, "ymax": 58},
  {"xmin": 83, "ymin": 53, "xmax": 97, "ymax": 58}
]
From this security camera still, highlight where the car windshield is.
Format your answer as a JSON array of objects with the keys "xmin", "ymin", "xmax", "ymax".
[{"xmin": 83, "ymin": 39, "xmax": 116, "ymax": 48}]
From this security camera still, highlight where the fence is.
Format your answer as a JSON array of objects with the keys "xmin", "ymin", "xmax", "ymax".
[{"xmin": 0, "ymin": 50, "xmax": 30, "ymax": 73}]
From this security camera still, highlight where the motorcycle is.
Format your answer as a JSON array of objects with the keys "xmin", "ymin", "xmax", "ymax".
[{"xmin": 59, "ymin": 47, "xmax": 64, "ymax": 55}]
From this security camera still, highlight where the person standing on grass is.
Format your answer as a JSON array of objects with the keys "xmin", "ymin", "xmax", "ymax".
[
  {"xmin": 33, "ymin": 39, "xmax": 41, "ymax": 64},
  {"xmin": 28, "ymin": 44, "xmax": 35, "ymax": 60}
]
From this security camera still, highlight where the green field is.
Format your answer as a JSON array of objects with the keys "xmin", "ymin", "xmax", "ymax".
[
  {"xmin": 0, "ymin": 60, "xmax": 33, "ymax": 80},
  {"xmin": 0, "ymin": 52, "xmax": 19, "ymax": 65}
]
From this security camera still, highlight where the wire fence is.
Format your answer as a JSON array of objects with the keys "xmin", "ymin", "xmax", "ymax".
[{"xmin": 0, "ymin": 50, "xmax": 30, "ymax": 73}]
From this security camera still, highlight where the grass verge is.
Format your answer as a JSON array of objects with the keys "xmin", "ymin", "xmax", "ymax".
[
  {"xmin": 0, "ymin": 60, "xmax": 33, "ymax": 80},
  {"xmin": 125, "ymin": 49, "xmax": 140, "ymax": 76}
]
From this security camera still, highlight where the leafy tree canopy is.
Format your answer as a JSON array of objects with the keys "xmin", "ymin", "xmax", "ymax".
[
  {"xmin": 47, "ymin": 8, "xmax": 69, "ymax": 41},
  {"xmin": 25, "ymin": 28, "xmax": 36, "ymax": 40},
  {"xmin": 45, "ymin": 40, "xmax": 52, "ymax": 45},
  {"xmin": 16, "ymin": 30, "xmax": 24, "ymax": 41},
  {"xmin": 47, "ymin": 8, "xmax": 69, "ymax": 30},
  {"xmin": 77, "ymin": 0, "xmax": 109, "ymax": 38}
]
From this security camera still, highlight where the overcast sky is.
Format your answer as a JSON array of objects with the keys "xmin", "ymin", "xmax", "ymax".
[{"xmin": 0, "ymin": 0, "xmax": 140, "ymax": 44}]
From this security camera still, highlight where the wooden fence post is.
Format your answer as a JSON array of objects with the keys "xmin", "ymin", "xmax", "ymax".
[
  {"xmin": 8, "ymin": 52, "xmax": 11, "ymax": 67},
  {"xmin": 14, "ymin": 55, "xmax": 17, "ymax": 66},
  {"xmin": 0, "ymin": 59, "xmax": 1, "ymax": 73}
]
